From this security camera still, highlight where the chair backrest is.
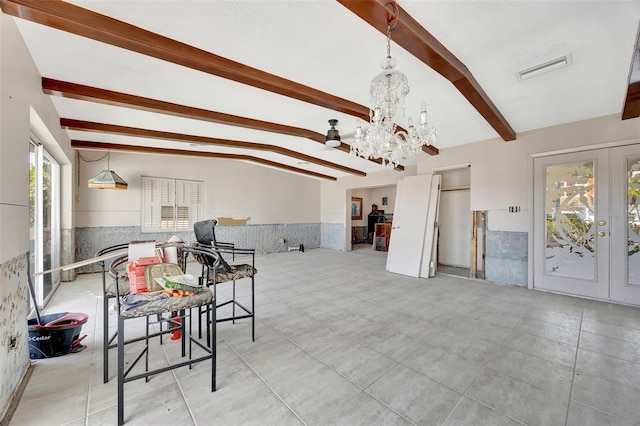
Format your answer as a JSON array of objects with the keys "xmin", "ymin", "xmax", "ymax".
[
  {"xmin": 194, "ymin": 219, "xmax": 219, "ymax": 246},
  {"xmin": 193, "ymin": 220, "xmax": 232, "ymax": 272},
  {"xmin": 179, "ymin": 245, "xmax": 224, "ymax": 276},
  {"xmin": 96, "ymin": 243, "xmax": 129, "ymax": 293},
  {"xmin": 109, "ymin": 254, "xmax": 129, "ymax": 310}
]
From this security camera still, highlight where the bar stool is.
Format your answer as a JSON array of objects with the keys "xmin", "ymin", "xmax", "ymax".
[
  {"xmin": 97, "ymin": 243, "xmax": 129, "ymax": 383},
  {"xmin": 110, "ymin": 245, "xmax": 218, "ymax": 425}
]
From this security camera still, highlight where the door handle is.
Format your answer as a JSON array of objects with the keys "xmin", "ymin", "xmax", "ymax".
[
  {"xmin": 392, "ymin": 226, "xmax": 399, "ymax": 230},
  {"xmin": 598, "ymin": 231, "xmax": 606, "ymax": 237}
]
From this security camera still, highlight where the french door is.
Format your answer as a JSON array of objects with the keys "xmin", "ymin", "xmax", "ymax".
[
  {"xmin": 533, "ymin": 144, "xmax": 640, "ymax": 305},
  {"xmin": 29, "ymin": 140, "xmax": 60, "ymax": 307}
]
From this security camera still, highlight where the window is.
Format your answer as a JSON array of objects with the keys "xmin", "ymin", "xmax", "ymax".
[{"xmin": 141, "ymin": 176, "xmax": 204, "ymax": 232}]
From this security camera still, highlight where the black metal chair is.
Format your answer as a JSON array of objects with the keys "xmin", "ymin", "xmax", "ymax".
[
  {"xmin": 97, "ymin": 243, "xmax": 129, "ymax": 384},
  {"xmin": 97, "ymin": 242, "xmax": 186, "ymax": 383},
  {"xmin": 110, "ymin": 245, "xmax": 218, "ymax": 425},
  {"xmin": 193, "ymin": 219, "xmax": 257, "ymax": 342}
]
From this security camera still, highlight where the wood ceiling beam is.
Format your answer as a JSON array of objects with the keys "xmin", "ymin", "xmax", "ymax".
[
  {"xmin": 1, "ymin": 0, "xmax": 419, "ymax": 164},
  {"xmin": 71, "ymin": 140, "xmax": 337, "ymax": 181},
  {"xmin": 43, "ymin": 78, "xmax": 324, "ymax": 141},
  {"xmin": 338, "ymin": 0, "xmax": 516, "ymax": 142},
  {"xmin": 622, "ymin": 82, "xmax": 640, "ymax": 120},
  {"xmin": 622, "ymin": 30, "xmax": 640, "ymax": 120},
  {"xmin": 421, "ymin": 144, "xmax": 439, "ymax": 156},
  {"xmin": 61, "ymin": 118, "xmax": 366, "ymax": 177},
  {"xmin": 43, "ymin": 78, "xmax": 403, "ymax": 170},
  {"xmin": 0, "ymin": 0, "xmax": 367, "ymax": 117}
]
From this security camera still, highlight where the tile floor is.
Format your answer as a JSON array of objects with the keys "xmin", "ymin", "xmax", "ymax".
[{"xmin": 9, "ymin": 248, "xmax": 640, "ymax": 425}]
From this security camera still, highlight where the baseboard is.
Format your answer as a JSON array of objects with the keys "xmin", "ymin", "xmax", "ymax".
[{"xmin": 0, "ymin": 362, "xmax": 35, "ymax": 426}]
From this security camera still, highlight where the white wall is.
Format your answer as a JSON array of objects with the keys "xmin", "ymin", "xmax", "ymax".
[
  {"xmin": 417, "ymin": 114, "xmax": 640, "ymax": 232},
  {"xmin": 370, "ymin": 186, "xmax": 396, "ymax": 214},
  {"xmin": 0, "ymin": 14, "xmax": 73, "ymax": 420},
  {"xmin": 76, "ymin": 150, "xmax": 321, "ymax": 227},
  {"xmin": 0, "ymin": 16, "xmax": 73, "ymax": 263},
  {"xmin": 351, "ymin": 185, "xmax": 396, "ymax": 227}
]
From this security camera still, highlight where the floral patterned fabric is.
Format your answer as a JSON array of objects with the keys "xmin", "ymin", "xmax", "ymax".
[
  {"xmin": 206, "ymin": 264, "xmax": 257, "ymax": 284},
  {"xmin": 119, "ymin": 289, "xmax": 213, "ymax": 318},
  {"xmin": 106, "ymin": 278, "xmax": 130, "ymax": 297}
]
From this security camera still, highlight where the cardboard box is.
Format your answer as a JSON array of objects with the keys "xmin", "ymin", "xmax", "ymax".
[{"xmin": 128, "ymin": 257, "xmax": 161, "ymax": 294}]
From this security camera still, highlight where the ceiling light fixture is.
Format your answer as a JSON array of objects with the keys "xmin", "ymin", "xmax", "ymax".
[
  {"xmin": 517, "ymin": 55, "xmax": 572, "ymax": 80},
  {"xmin": 350, "ymin": 1, "xmax": 436, "ymax": 168},
  {"xmin": 325, "ymin": 119, "xmax": 341, "ymax": 148},
  {"xmin": 87, "ymin": 151, "xmax": 128, "ymax": 190}
]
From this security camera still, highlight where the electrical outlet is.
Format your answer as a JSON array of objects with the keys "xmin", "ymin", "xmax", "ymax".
[
  {"xmin": 508, "ymin": 206, "xmax": 521, "ymax": 213},
  {"xmin": 9, "ymin": 335, "xmax": 18, "ymax": 350}
]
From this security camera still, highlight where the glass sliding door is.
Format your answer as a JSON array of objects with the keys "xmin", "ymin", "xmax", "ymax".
[{"xmin": 29, "ymin": 139, "xmax": 60, "ymax": 307}]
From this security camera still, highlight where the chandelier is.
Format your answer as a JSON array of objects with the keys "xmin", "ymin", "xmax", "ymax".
[{"xmin": 350, "ymin": 2, "xmax": 436, "ymax": 168}]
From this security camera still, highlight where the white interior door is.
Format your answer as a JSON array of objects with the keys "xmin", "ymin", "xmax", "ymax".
[
  {"xmin": 386, "ymin": 175, "xmax": 432, "ymax": 277},
  {"xmin": 534, "ymin": 144, "xmax": 640, "ymax": 305},
  {"xmin": 420, "ymin": 174, "xmax": 441, "ymax": 278},
  {"xmin": 438, "ymin": 189, "xmax": 471, "ymax": 268}
]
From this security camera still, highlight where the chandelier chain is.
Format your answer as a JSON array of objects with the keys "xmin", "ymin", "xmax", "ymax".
[{"xmin": 386, "ymin": 25, "xmax": 392, "ymax": 59}]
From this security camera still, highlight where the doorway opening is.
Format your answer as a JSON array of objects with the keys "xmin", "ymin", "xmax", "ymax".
[
  {"xmin": 349, "ymin": 184, "xmax": 396, "ymax": 254},
  {"xmin": 435, "ymin": 166, "xmax": 485, "ymax": 279}
]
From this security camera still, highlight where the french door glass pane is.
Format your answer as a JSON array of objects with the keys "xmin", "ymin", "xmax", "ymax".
[
  {"xmin": 545, "ymin": 161, "xmax": 596, "ymax": 279},
  {"xmin": 627, "ymin": 157, "xmax": 640, "ymax": 285},
  {"xmin": 29, "ymin": 140, "xmax": 60, "ymax": 307},
  {"xmin": 42, "ymin": 155, "xmax": 53, "ymax": 300},
  {"xmin": 29, "ymin": 143, "xmax": 36, "ymax": 293}
]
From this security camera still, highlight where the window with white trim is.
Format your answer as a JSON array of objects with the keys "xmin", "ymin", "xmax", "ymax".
[{"xmin": 141, "ymin": 176, "xmax": 204, "ymax": 232}]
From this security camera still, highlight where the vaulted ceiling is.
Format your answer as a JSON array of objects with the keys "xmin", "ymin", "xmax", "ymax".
[{"xmin": 3, "ymin": 0, "xmax": 640, "ymax": 180}]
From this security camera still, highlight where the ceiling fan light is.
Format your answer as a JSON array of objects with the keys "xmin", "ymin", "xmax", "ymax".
[{"xmin": 325, "ymin": 119, "xmax": 341, "ymax": 147}]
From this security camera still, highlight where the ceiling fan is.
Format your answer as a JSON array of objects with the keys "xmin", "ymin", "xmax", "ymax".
[{"xmin": 324, "ymin": 119, "xmax": 357, "ymax": 149}]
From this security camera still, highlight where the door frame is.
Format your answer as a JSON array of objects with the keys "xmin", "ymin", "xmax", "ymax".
[
  {"xmin": 29, "ymin": 138, "xmax": 61, "ymax": 308},
  {"xmin": 529, "ymin": 139, "xmax": 640, "ymax": 301},
  {"xmin": 532, "ymin": 149, "xmax": 609, "ymax": 300}
]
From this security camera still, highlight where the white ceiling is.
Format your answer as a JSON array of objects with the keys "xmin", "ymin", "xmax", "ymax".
[{"xmin": 11, "ymin": 0, "xmax": 640, "ymax": 179}]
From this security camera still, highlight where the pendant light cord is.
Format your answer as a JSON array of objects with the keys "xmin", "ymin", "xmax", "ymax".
[{"xmin": 75, "ymin": 150, "xmax": 110, "ymax": 202}]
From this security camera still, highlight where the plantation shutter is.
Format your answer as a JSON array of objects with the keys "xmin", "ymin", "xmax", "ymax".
[
  {"xmin": 175, "ymin": 180, "xmax": 190, "ymax": 230},
  {"xmin": 141, "ymin": 176, "xmax": 204, "ymax": 232},
  {"xmin": 160, "ymin": 178, "xmax": 176, "ymax": 230},
  {"xmin": 142, "ymin": 177, "xmax": 161, "ymax": 231},
  {"xmin": 190, "ymin": 181, "xmax": 204, "ymax": 226}
]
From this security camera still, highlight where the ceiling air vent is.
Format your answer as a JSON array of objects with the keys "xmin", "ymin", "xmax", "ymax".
[{"xmin": 517, "ymin": 54, "xmax": 572, "ymax": 80}]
